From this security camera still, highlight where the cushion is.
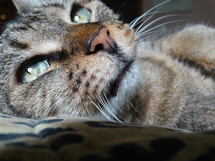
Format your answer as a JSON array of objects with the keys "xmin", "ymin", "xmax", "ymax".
[{"xmin": 0, "ymin": 114, "xmax": 214, "ymax": 161}]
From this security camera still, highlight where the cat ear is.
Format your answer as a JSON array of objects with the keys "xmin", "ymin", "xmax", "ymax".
[{"xmin": 12, "ymin": 0, "xmax": 43, "ymax": 12}]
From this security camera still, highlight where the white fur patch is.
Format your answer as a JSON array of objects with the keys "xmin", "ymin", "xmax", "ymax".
[
  {"xmin": 105, "ymin": 61, "xmax": 142, "ymax": 121},
  {"xmin": 32, "ymin": 41, "xmax": 61, "ymax": 54}
]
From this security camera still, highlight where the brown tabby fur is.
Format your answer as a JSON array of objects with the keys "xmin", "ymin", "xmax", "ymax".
[{"xmin": 0, "ymin": 0, "xmax": 215, "ymax": 131}]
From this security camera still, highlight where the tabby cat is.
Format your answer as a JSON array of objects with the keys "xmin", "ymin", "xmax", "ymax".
[{"xmin": 1, "ymin": 0, "xmax": 215, "ymax": 131}]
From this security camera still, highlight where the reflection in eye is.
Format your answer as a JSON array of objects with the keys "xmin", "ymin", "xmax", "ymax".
[{"xmin": 21, "ymin": 60, "xmax": 50, "ymax": 84}]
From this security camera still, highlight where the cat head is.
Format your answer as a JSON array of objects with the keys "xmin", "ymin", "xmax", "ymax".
[{"xmin": 0, "ymin": 0, "xmax": 141, "ymax": 121}]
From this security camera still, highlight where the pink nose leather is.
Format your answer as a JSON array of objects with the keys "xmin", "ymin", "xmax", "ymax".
[{"xmin": 89, "ymin": 27, "xmax": 115, "ymax": 53}]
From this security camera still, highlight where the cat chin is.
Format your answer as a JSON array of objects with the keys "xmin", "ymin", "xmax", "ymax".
[{"xmin": 97, "ymin": 61, "xmax": 142, "ymax": 122}]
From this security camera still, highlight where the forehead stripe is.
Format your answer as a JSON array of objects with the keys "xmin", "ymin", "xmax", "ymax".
[
  {"xmin": 9, "ymin": 40, "xmax": 29, "ymax": 50},
  {"xmin": 43, "ymin": 3, "xmax": 65, "ymax": 9}
]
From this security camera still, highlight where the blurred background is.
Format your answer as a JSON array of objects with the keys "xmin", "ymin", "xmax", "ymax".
[{"xmin": 1, "ymin": 0, "xmax": 215, "ymax": 37}]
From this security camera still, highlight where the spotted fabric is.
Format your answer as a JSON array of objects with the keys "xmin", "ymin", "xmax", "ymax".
[{"xmin": 0, "ymin": 114, "xmax": 214, "ymax": 161}]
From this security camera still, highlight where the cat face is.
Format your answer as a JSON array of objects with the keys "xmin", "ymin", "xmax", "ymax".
[{"xmin": 0, "ymin": 0, "xmax": 141, "ymax": 121}]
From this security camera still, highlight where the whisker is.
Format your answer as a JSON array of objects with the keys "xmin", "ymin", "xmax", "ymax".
[
  {"xmin": 134, "ymin": 8, "xmax": 160, "ymax": 35},
  {"xmin": 136, "ymin": 14, "xmax": 179, "ymax": 36},
  {"xmin": 97, "ymin": 95, "xmax": 118, "ymax": 122},
  {"xmin": 133, "ymin": 4, "xmax": 173, "ymax": 32},
  {"xmin": 130, "ymin": 11, "xmax": 155, "ymax": 29},
  {"xmin": 137, "ymin": 20, "xmax": 184, "ymax": 39},
  {"xmin": 135, "ymin": 31, "xmax": 156, "ymax": 40},
  {"xmin": 89, "ymin": 96, "xmax": 115, "ymax": 122},
  {"xmin": 116, "ymin": 2, "xmax": 126, "ymax": 20},
  {"xmin": 102, "ymin": 92, "xmax": 123, "ymax": 123},
  {"xmin": 129, "ymin": 0, "xmax": 171, "ymax": 28},
  {"xmin": 130, "ymin": 102, "xmax": 137, "ymax": 112}
]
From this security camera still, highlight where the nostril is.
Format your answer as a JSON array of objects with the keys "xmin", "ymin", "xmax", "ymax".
[
  {"xmin": 88, "ymin": 27, "xmax": 116, "ymax": 54},
  {"xmin": 94, "ymin": 44, "xmax": 104, "ymax": 53},
  {"xmin": 107, "ymin": 30, "xmax": 110, "ymax": 36}
]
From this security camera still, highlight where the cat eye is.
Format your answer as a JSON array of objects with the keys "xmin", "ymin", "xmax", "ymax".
[
  {"xmin": 71, "ymin": 5, "xmax": 91, "ymax": 23},
  {"xmin": 20, "ymin": 59, "xmax": 51, "ymax": 84}
]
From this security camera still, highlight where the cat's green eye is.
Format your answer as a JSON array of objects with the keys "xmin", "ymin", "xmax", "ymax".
[
  {"xmin": 21, "ymin": 60, "xmax": 50, "ymax": 84},
  {"xmin": 71, "ymin": 6, "xmax": 91, "ymax": 23}
]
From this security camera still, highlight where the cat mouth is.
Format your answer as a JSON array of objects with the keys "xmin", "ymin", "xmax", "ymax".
[{"xmin": 108, "ymin": 60, "xmax": 134, "ymax": 97}]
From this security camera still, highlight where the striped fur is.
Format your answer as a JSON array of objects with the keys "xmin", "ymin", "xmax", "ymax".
[{"xmin": 0, "ymin": 0, "xmax": 215, "ymax": 131}]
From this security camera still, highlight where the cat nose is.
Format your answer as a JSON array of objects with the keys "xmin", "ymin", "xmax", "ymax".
[{"xmin": 88, "ymin": 27, "xmax": 116, "ymax": 54}]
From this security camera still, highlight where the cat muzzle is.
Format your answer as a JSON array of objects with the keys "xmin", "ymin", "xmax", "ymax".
[{"xmin": 65, "ymin": 23, "xmax": 117, "ymax": 56}]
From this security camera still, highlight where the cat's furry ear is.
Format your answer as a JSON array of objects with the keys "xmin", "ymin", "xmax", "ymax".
[{"xmin": 12, "ymin": 0, "xmax": 43, "ymax": 12}]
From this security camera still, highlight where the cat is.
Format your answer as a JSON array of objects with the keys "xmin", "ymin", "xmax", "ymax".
[{"xmin": 1, "ymin": 0, "xmax": 215, "ymax": 132}]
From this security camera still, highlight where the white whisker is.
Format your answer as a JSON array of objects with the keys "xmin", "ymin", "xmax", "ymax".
[
  {"xmin": 98, "ymin": 95, "xmax": 121, "ymax": 123},
  {"xmin": 130, "ymin": 103, "xmax": 137, "ymax": 112},
  {"xmin": 89, "ymin": 96, "xmax": 115, "ymax": 122},
  {"xmin": 136, "ymin": 15, "xmax": 178, "ymax": 36},
  {"xmin": 135, "ymin": 31, "xmax": 155, "ymax": 40},
  {"xmin": 130, "ymin": 11, "xmax": 155, "ymax": 29},
  {"xmin": 137, "ymin": 20, "xmax": 184, "ymax": 39},
  {"xmin": 134, "ymin": 9, "xmax": 160, "ymax": 35},
  {"xmin": 129, "ymin": 0, "xmax": 171, "ymax": 28},
  {"xmin": 102, "ymin": 92, "xmax": 123, "ymax": 123}
]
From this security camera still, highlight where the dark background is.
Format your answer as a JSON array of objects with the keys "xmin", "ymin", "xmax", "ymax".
[
  {"xmin": 0, "ymin": 0, "xmax": 16, "ymax": 31},
  {"xmin": 102, "ymin": 0, "xmax": 142, "ymax": 23}
]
